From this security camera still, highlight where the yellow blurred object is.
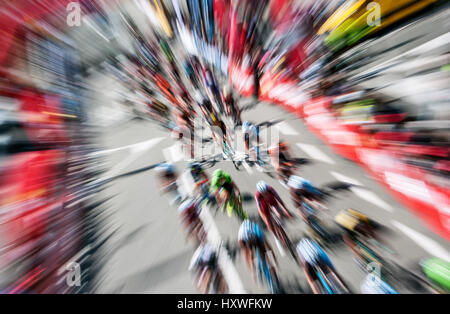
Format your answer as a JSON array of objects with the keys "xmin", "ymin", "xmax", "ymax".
[
  {"xmin": 153, "ymin": 0, "xmax": 173, "ymax": 38},
  {"xmin": 335, "ymin": 210, "xmax": 359, "ymax": 231},
  {"xmin": 318, "ymin": 0, "xmax": 366, "ymax": 35},
  {"xmin": 2, "ymin": 188, "xmax": 47, "ymax": 205},
  {"xmin": 321, "ymin": 0, "xmax": 437, "ymax": 48},
  {"xmin": 335, "ymin": 209, "xmax": 369, "ymax": 231},
  {"xmin": 42, "ymin": 111, "xmax": 77, "ymax": 119},
  {"xmin": 348, "ymin": 209, "xmax": 369, "ymax": 223}
]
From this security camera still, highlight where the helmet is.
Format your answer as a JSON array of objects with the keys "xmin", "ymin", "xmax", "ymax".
[
  {"xmin": 296, "ymin": 238, "xmax": 320, "ymax": 265},
  {"xmin": 278, "ymin": 141, "xmax": 288, "ymax": 150},
  {"xmin": 156, "ymin": 163, "xmax": 175, "ymax": 173},
  {"xmin": 189, "ymin": 162, "xmax": 202, "ymax": 173},
  {"xmin": 288, "ymin": 176, "xmax": 319, "ymax": 195},
  {"xmin": 178, "ymin": 198, "xmax": 196, "ymax": 213},
  {"xmin": 288, "ymin": 175, "xmax": 306, "ymax": 189},
  {"xmin": 213, "ymin": 169, "xmax": 224, "ymax": 178},
  {"xmin": 242, "ymin": 121, "xmax": 251, "ymax": 132},
  {"xmin": 239, "ymin": 220, "xmax": 264, "ymax": 242},
  {"xmin": 335, "ymin": 209, "xmax": 370, "ymax": 233},
  {"xmin": 296, "ymin": 238, "xmax": 332, "ymax": 268},
  {"xmin": 189, "ymin": 243, "xmax": 216, "ymax": 270},
  {"xmin": 239, "ymin": 219, "xmax": 252, "ymax": 242},
  {"xmin": 212, "ymin": 169, "xmax": 231, "ymax": 189},
  {"xmin": 256, "ymin": 181, "xmax": 269, "ymax": 193}
]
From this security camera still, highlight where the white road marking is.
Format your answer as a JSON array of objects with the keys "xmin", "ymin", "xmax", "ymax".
[
  {"xmin": 273, "ymin": 236, "xmax": 286, "ymax": 257},
  {"xmin": 200, "ymin": 205, "xmax": 246, "ymax": 293},
  {"xmin": 243, "ymin": 161, "xmax": 254, "ymax": 174},
  {"xmin": 163, "ymin": 143, "xmax": 184, "ymax": 162},
  {"xmin": 296, "ymin": 143, "xmax": 335, "ymax": 164},
  {"xmin": 95, "ymin": 137, "xmax": 164, "ymax": 181},
  {"xmin": 392, "ymin": 220, "xmax": 450, "ymax": 262},
  {"xmin": 177, "ymin": 174, "xmax": 246, "ymax": 293},
  {"xmin": 179, "ymin": 171, "xmax": 195, "ymax": 199},
  {"xmin": 276, "ymin": 121, "xmax": 298, "ymax": 136},
  {"xmin": 352, "ymin": 188, "xmax": 393, "ymax": 212},
  {"xmin": 330, "ymin": 171, "xmax": 362, "ymax": 186},
  {"xmin": 330, "ymin": 172, "xmax": 393, "ymax": 212},
  {"xmin": 89, "ymin": 137, "xmax": 165, "ymax": 156}
]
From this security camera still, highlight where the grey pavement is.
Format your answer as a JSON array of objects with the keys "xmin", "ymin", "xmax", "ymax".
[{"xmin": 92, "ymin": 93, "xmax": 449, "ymax": 294}]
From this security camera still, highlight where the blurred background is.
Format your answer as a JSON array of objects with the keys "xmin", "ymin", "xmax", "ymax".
[{"xmin": 0, "ymin": 0, "xmax": 448, "ymax": 294}]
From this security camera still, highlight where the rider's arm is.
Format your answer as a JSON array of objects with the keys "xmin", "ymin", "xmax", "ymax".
[
  {"xmin": 271, "ymin": 187, "xmax": 285, "ymax": 206},
  {"xmin": 232, "ymin": 182, "xmax": 240, "ymax": 195},
  {"xmin": 255, "ymin": 195, "xmax": 268, "ymax": 222},
  {"xmin": 271, "ymin": 187, "xmax": 292, "ymax": 217},
  {"xmin": 264, "ymin": 241, "xmax": 278, "ymax": 266},
  {"xmin": 304, "ymin": 267, "xmax": 321, "ymax": 294},
  {"xmin": 200, "ymin": 172, "xmax": 209, "ymax": 183}
]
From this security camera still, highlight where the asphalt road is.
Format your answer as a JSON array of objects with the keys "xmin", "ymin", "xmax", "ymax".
[{"xmin": 90, "ymin": 89, "xmax": 449, "ymax": 294}]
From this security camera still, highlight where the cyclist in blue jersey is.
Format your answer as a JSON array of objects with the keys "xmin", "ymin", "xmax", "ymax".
[
  {"xmin": 297, "ymin": 238, "xmax": 349, "ymax": 294},
  {"xmin": 238, "ymin": 220, "xmax": 277, "ymax": 281}
]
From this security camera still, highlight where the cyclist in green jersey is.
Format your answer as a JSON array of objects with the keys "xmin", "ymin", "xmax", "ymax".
[{"xmin": 210, "ymin": 169, "xmax": 247, "ymax": 219}]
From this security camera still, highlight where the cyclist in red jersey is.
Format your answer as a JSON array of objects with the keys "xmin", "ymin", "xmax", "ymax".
[{"xmin": 255, "ymin": 181, "xmax": 293, "ymax": 233}]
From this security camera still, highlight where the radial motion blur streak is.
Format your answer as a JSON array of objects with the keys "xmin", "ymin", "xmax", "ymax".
[{"xmin": 0, "ymin": 0, "xmax": 449, "ymax": 294}]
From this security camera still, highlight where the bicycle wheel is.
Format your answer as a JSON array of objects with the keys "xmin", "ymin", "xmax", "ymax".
[
  {"xmin": 326, "ymin": 270, "xmax": 350, "ymax": 294},
  {"xmin": 256, "ymin": 249, "xmax": 279, "ymax": 294},
  {"xmin": 316, "ymin": 268, "xmax": 333, "ymax": 294},
  {"xmin": 235, "ymin": 195, "xmax": 247, "ymax": 221},
  {"xmin": 272, "ymin": 216, "xmax": 290, "ymax": 248},
  {"xmin": 225, "ymin": 142, "xmax": 241, "ymax": 170},
  {"xmin": 309, "ymin": 217, "xmax": 333, "ymax": 244}
]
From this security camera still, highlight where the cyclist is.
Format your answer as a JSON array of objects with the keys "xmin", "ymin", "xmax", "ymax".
[
  {"xmin": 223, "ymin": 86, "xmax": 241, "ymax": 125},
  {"xmin": 296, "ymin": 238, "xmax": 348, "ymax": 294},
  {"xmin": 188, "ymin": 162, "xmax": 211, "ymax": 203},
  {"xmin": 189, "ymin": 243, "xmax": 227, "ymax": 293},
  {"xmin": 255, "ymin": 181, "xmax": 293, "ymax": 235},
  {"xmin": 288, "ymin": 175, "xmax": 323, "ymax": 218},
  {"xmin": 199, "ymin": 97, "xmax": 218, "ymax": 126},
  {"xmin": 268, "ymin": 140, "xmax": 294, "ymax": 183},
  {"xmin": 183, "ymin": 57, "xmax": 200, "ymax": 90},
  {"xmin": 242, "ymin": 121, "xmax": 261, "ymax": 163},
  {"xmin": 210, "ymin": 169, "xmax": 246, "ymax": 219},
  {"xmin": 178, "ymin": 198, "xmax": 205, "ymax": 243},
  {"xmin": 210, "ymin": 118, "xmax": 230, "ymax": 158},
  {"xmin": 238, "ymin": 220, "xmax": 277, "ymax": 279},
  {"xmin": 178, "ymin": 84, "xmax": 194, "ymax": 112},
  {"xmin": 335, "ymin": 209, "xmax": 389, "ymax": 271},
  {"xmin": 202, "ymin": 67, "xmax": 224, "ymax": 114},
  {"xmin": 155, "ymin": 163, "xmax": 182, "ymax": 204},
  {"xmin": 146, "ymin": 98, "xmax": 171, "ymax": 125},
  {"xmin": 174, "ymin": 109, "xmax": 195, "ymax": 159},
  {"xmin": 335, "ymin": 209, "xmax": 378, "ymax": 249}
]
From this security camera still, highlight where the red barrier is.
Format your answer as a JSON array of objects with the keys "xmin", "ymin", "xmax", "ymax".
[
  {"xmin": 357, "ymin": 147, "xmax": 450, "ymax": 241},
  {"xmin": 229, "ymin": 60, "xmax": 254, "ymax": 97},
  {"xmin": 254, "ymin": 81, "xmax": 450, "ymax": 240}
]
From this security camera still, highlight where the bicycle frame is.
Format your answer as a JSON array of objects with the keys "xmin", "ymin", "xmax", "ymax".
[
  {"xmin": 316, "ymin": 268, "xmax": 334, "ymax": 294},
  {"xmin": 255, "ymin": 247, "xmax": 278, "ymax": 293}
]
